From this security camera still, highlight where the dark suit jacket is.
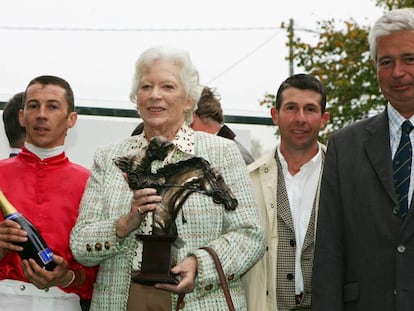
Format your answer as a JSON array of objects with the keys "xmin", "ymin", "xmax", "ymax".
[{"xmin": 312, "ymin": 110, "xmax": 414, "ymax": 311}]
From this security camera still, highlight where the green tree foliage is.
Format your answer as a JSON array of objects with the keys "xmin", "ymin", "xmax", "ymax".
[
  {"xmin": 259, "ymin": 0, "xmax": 412, "ymax": 142},
  {"xmin": 376, "ymin": 0, "xmax": 414, "ymax": 9}
]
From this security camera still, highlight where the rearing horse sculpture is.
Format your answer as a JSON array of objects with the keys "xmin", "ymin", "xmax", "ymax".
[{"xmin": 113, "ymin": 136, "xmax": 238, "ymax": 237}]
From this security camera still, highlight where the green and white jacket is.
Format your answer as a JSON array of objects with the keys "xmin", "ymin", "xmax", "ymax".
[{"xmin": 70, "ymin": 128, "xmax": 265, "ymax": 311}]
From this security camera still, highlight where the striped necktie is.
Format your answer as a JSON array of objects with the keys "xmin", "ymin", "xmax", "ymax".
[{"xmin": 393, "ymin": 120, "xmax": 414, "ymax": 218}]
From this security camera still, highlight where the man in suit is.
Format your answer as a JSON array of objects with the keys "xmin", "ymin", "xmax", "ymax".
[
  {"xmin": 242, "ymin": 73, "xmax": 329, "ymax": 310},
  {"xmin": 312, "ymin": 8, "xmax": 414, "ymax": 311},
  {"xmin": 2, "ymin": 92, "xmax": 25, "ymax": 157}
]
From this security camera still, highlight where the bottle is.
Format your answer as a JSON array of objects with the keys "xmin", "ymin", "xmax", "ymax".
[{"xmin": 0, "ymin": 188, "xmax": 56, "ymax": 271}]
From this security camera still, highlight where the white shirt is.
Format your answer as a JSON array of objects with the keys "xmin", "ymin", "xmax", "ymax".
[
  {"xmin": 277, "ymin": 144, "xmax": 323, "ymax": 295},
  {"xmin": 0, "ymin": 279, "xmax": 80, "ymax": 311}
]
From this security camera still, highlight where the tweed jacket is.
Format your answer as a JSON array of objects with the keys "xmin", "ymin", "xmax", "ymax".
[
  {"xmin": 242, "ymin": 144, "xmax": 325, "ymax": 311},
  {"xmin": 312, "ymin": 110, "xmax": 414, "ymax": 311},
  {"xmin": 70, "ymin": 131, "xmax": 265, "ymax": 311}
]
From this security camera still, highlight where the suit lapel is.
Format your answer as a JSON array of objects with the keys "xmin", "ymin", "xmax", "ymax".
[
  {"xmin": 363, "ymin": 110, "xmax": 414, "ymax": 230},
  {"xmin": 250, "ymin": 149, "xmax": 280, "ymax": 232},
  {"xmin": 364, "ymin": 111, "xmax": 397, "ymax": 205},
  {"xmin": 275, "ymin": 152, "xmax": 295, "ymax": 232},
  {"xmin": 303, "ymin": 149, "xmax": 325, "ymax": 251},
  {"xmin": 302, "ymin": 208, "xmax": 314, "ymax": 252}
]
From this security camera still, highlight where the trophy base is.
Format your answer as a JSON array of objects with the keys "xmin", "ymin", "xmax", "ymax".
[
  {"xmin": 132, "ymin": 272, "xmax": 178, "ymax": 285},
  {"xmin": 133, "ymin": 234, "xmax": 178, "ymax": 285}
]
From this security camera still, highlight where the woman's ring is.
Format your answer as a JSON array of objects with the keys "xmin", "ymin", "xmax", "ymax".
[{"xmin": 137, "ymin": 207, "xmax": 143, "ymax": 214}]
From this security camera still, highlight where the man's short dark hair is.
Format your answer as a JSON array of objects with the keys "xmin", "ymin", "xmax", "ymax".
[
  {"xmin": 23, "ymin": 75, "xmax": 75, "ymax": 113},
  {"xmin": 3, "ymin": 92, "xmax": 26, "ymax": 148},
  {"xmin": 275, "ymin": 73, "xmax": 327, "ymax": 113}
]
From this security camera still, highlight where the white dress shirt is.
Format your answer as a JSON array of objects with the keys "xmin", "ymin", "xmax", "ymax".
[{"xmin": 277, "ymin": 144, "xmax": 323, "ymax": 295}]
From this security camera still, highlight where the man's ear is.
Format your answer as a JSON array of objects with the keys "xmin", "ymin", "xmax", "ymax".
[
  {"xmin": 66, "ymin": 112, "xmax": 78, "ymax": 129},
  {"xmin": 18, "ymin": 109, "xmax": 25, "ymax": 128},
  {"xmin": 320, "ymin": 111, "xmax": 330, "ymax": 129},
  {"xmin": 270, "ymin": 107, "xmax": 279, "ymax": 126}
]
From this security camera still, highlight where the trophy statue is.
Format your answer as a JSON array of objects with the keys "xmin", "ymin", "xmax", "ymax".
[{"xmin": 113, "ymin": 136, "xmax": 238, "ymax": 284}]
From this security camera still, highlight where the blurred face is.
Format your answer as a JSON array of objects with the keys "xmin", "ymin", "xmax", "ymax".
[
  {"xmin": 271, "ymin": 87, "xmax": 329, "ymax": 154},
  {"xmin": 19, "ymin": 83, "xmax": 77, "ymax": 148},
  {"xmin": 137, "ymin": 59, "xmax": 192, "ymax": 140},
  {"xmin": 376, "ymin": 31, "xmax": 414, "ymax": 118}
]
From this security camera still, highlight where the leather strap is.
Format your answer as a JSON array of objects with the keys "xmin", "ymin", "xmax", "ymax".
[
  {"xmin": 200, "ymin": 246, "xmax": 235, "ymax": 311},
  {"xmin": 175, "ymin": 247, "xmax": 236, "ymax": 311},
  {"xmin": 175, "ymin": 293, "xmax": 185, "ymax": 311}
]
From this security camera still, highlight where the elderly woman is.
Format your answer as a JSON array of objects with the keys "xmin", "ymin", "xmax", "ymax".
[{"xmin": 70, "ymin": 46, "xmax": 264, "ymax": 311}]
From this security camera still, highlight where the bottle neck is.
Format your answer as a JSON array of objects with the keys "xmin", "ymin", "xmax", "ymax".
[{"xmin": 0, "ymin": 189, "xmax": 18, "ymax": 216}]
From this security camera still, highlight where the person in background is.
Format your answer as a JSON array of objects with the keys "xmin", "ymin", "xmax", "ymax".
[
  {"xmin": 242, "ymin": 73, "xmax": 330, "ymax": 310},
  {"xmin": 312, "ymin": 8, "xmax": 414, "ymax": 310},
  {"xmin": 2, "ymin": 92, "xmax": 25, "ymax": 157},
  {"xmin": 0, "ymin": 75, "xmax": 98, "ymax": 311},
  {"xmin": 70, "ymin": 46, "xmax": 264, "ymax": 311},
  {"xmin": 190, "ymin": 86, "xmax": 255, "ymax": 165}
]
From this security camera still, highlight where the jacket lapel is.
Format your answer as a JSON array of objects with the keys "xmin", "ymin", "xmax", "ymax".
[
  {"xmin": 250, "ymin": 150, "xmax": 279, "ymax": 232},
  {"xmin": 364, "ymin": 111, "xmax": 397, "ymax": 205},
  {"xmin": 303, "ymin": 148, "xmax": 325, "ymax": 251},
  {"xmin": 275, "ymin": 152, "xmax": 295, "ymax": 232}
]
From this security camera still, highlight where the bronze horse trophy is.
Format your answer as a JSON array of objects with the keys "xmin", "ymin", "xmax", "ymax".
[{"xmin": 113, "ymin": 136, "xmax": 238, "ymax": 284}]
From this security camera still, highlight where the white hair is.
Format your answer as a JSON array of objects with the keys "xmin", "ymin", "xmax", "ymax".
[{"xmin": 129, "ymin": 46, "xmax": 202, "ymax": 124}]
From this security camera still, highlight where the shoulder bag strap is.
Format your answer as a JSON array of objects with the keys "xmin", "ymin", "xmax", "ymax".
[
  {"xmin": 175, "ymin": 247, "xmax": 236, "ymax": 311},
  {"xmin": 200, "ymin": 246, "xmax": 236, "ymax": 311}
]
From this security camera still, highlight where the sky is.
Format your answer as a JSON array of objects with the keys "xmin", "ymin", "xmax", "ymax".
[{"xmin": 0, "ymin": 0, "xmax": 385, "ymax": 118}]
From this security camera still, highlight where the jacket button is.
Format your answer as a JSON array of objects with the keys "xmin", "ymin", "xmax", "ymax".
[
  {"xmin": 264, "ymin": 168, "xmax": 269, "ymax": 173},
  {"xmin": 287, "ymin": 273, "xmax": 294, "ymax": 280},
  {"xmin": 95, "ymin": 243, "xmax": 102, "ymax": 251},
  {"xmin": 392, "ymin": 206, "xmax": 399, "ymax": 215},
  {"xmin": 397, "ymin": 245, "xmax": 406, "ymax": 253},
  {"xmin": 86, "ymin": 244, "xmax": 92, "ymax": 252},
  {"xmin": 205, "ymin": 284, "xmax": 213, "ymax": 291},
  {"xmin": 290, "ymin": 239, "xmax": 296, "ymax": 247},
  {"xmin": 104, "ymin": 241, "xmax": 111, "ymax": 250}
]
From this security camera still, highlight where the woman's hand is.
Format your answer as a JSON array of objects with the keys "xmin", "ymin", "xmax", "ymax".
[
  {"xmin": 154, "ymin": 255, "xmax": 197, "ymax": 294},
  {"xmin": 115, "ymin": 188, "xmax": 162, "ymax": 240}
]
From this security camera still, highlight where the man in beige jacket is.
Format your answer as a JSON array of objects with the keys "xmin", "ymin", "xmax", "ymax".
[{"xmin": 242, "ymin": 73, "xmax": 329, "ymax": 310}]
